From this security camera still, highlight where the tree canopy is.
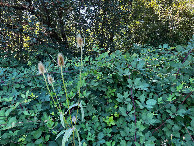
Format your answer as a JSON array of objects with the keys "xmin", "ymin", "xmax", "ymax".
[{"xmin": 0, "ymin": 0, "xmax": 193, "ymax": 66}]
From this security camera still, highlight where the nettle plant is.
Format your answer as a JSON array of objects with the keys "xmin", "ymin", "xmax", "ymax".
[{"xmin": 37, "ymin": 34, "xmax": 85, "ymax": 146}]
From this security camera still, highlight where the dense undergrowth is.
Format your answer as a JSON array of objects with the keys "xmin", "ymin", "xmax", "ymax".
[{"xmin": 0, "ymin": 36, "xmax": 193, "ymax": 145}]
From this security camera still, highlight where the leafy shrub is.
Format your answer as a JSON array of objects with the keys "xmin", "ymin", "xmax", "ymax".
[{"xmin": 0, "ymin": 36, "xmax": 193, "ymax": 145}]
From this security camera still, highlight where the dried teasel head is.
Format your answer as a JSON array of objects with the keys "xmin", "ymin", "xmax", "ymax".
[
  {"xmin": 57, "ymin": 53, "xmax": 64, "ymax": 66},
  {"xmin": 76, "ymin": 33, "xmax": 84, "ymax": 48},
  {"xmin": 38, "ymin": 61, "xmax": 46, "ymax": 74},
  {"xmin": 47, "ymin": 74, "xmax": 54, "ymax": 84}
]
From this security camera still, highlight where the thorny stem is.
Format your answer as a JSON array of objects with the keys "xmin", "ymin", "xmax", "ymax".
[
  {"xmin": 176, "ymin": 49, "xmax": 192, "ymax": 78},
  {"xmin": 184, "ymin": 125, "xmax": 194, "ymax": 142},
  {"xmin": 73, "ymin": 46, "xmax": 83, "ymax": 146},
  {"xmin": 128, "ymin": 71, "xmax": 137, "ymax": 144},
  {"xmin": 152, "ymin": 92, "xmax": 192, "ymax": 134},
  {"xmin": 131, "ymin": 88, "xmax": 137, "ymax": 144},
  {"xmin": 51, "ymin": 83, "xmax": 62, "ymax": 113}
]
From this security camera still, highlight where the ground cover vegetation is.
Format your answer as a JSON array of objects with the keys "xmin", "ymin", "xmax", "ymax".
[
  {"xmin": 0, "ymin": 0, "xmax": 194, "ymax": 145},
  {"xmin": 0, "ymin": 37, "xmax": 193, "ymax": 145}
]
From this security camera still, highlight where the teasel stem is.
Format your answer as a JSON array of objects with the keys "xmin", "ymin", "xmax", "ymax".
[
  {"xmin": 75, "ymin": 45, "xmax": 83, "ymax": 126},
  {"xmin": 42, "ymin": 73, "xmax": 70, "ymax": 128},
  {"xmin": 51, "ymin": 83, "xmax": 62, "ymax": 113},
  {"xmin": 60, "ymin": 65, "xmax": 72, "ymax": 125}
]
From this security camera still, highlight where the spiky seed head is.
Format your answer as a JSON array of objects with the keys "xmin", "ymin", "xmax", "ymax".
[
  {"xmin": 57, "ymin": 53, "xmax": 64, "ymax": 66},
  {"xmin": 47, "ymin": 74, "xmax": 54, "ymax": 84},
  {"xmin": 76, "ymin": 33, "xmax": 83, "ymax": 48},
  {"xmin": 38, "ymin": 61, "xmax": 46, "ymax": 74}
]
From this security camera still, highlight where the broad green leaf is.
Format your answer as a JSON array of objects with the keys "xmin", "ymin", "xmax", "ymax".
[
  {"xmin": 177, "ymin": 109, "xmax": 186, "ymax": 117},
  {"xmin": 60, "ymin": 112, "xmax": 65, "ymax": 128},
  {"xmin": 55, "ymin": 130, "xmax": 66, "ymax": 140},
  {"xmin": 75, "ymin": 129, "xmax": 81, "ymax": 146},
  {"xmin": 146, "ymin": 99, "xmax": 157, "ymax": 108},
  {"xmin": 140, "ymin": 94, "xmax": 146, "ymax": 103},
  {"xmin": 127, "ymin": 103, "xmax": 132, "ymax": 111},
  {"xmin": 134, "ymin": 78, "xmax": 141, "ymax": 86},
  {"xmin": 79, "ymin": 101, "xmax": 85, "ymax": 121},
  {"xmin": 119, "ymin": 107, "xmax": 127, "ymax": 116},
  {"xmin": 33, "ymin": 128, "xmax": 42, "ymax": 139},
  {"xmin": 98, "ymin": 132, "xmax": 104, "ymax": 140},
  {"xmin": 35, "ymin": 138, "xmax": 43, "ymax": 144},
  {"xmin": 120, "ymin": 140, "xmax": 127, "ymax": 146}
]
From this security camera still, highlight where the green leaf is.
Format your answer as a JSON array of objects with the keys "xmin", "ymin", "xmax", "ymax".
[
  {"xmin": 79, "ymin": 101, "xmax": 85, "ymax": 121},
  {"xmin": 119, "ymin": 107, "xmax": 127, "ymax": 116},
  {"xmin": 116, "ymin": 93, "xmax": 123, "ymax": 102},
  {"xmin": 134, "ymin": 78, "xmax": 141, "ymax": 86},
  {"xmin": 146, "ymin": 99, "xmax": 157, "ymax": 105},
  {"xmin": 123, "ymin": 68, "xmax": 131, "ymax": 75},
  {"xmin": 120, "ymin": 140, "xmax": 127, "ymax": 146},
  {"xmin": 45, "ymin": 135, "xmax": 50, "ymax": 141},
  {"xmin": 60, "ymin": 112, "xmax": 65, "ymax": 128},
  {"xmin": 191, "ymin": 118, "xmax": 194, "ymax": 129},
  {"xmin": 33, "ymin": 128, "xmax": 42, "ymax": 139},
  {"xmin": 55, "ymin": 130, "xmax": 66, "ymax": 140},
  {"xmin": 140, "ymin": 94, "xmax": 146, "ymax": 103},
  {"xmin": 137, "ymin": 60, "xmax": 145, "ymax": 69},
  {"xmin": 98, "ymin": 132, "xmax": 104, "ymax": 140},
  {"xmin": 35, "ymin": 138, "xmax": 43, "ymax": 144},
  {"xmin": 146, "ymin": 99, "xmax": 157, "ymax": 108},
  {"xmin": 127, "ymin": 103, "xmax": 132, "ymax": 111},
  {"xmin": 48, "ymin": 141, "xmax": 58, "ymax": 146},
  {"xmin": 75, "ymin": 129, "xmax": 81, "ymax": 146},
  {"xmin": 62, "ymin": 127, "xmax": 74, "ymax": 146},
  {"xmin": 177, "ymin": 109, "xmax": 186, "ymax": 117}
]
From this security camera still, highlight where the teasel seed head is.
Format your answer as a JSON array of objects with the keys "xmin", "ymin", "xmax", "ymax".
[
  {"xmin": 57, "ymin": 53, "xmax": 64, "ymax": 66},
  {"xmin": 76, "ymin": 33, "xmax": 84, "ymax": 48},
  {"xmin": 38, "ymin": 61, "xmax": 46, "ymax": 74},
  {"xmin": 47, "ymin": 74, "xmax": 54, "ymax": 84}
]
